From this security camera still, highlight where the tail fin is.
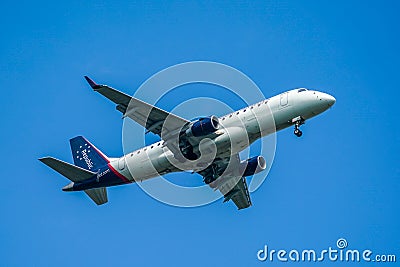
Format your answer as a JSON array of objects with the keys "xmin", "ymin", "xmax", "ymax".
[
  {"xmin": 39, "ymin": 156, "xmax": 108, "ymax": 205},
  {"xmin": 70, "ymin": 136, "xmax": 109, "ymax": 171}
]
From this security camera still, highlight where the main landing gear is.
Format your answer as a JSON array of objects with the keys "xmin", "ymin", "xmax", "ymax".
[
  {"xmin": 292, "ymin": 116, "xmax": 305, "ymax": 137},
  {"xmin": 203, "ymin": 163, "xmax": 219, "ymax": 184}
]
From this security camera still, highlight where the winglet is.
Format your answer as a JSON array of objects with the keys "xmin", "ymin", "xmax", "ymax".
[{"xmin": 84, "ymin": 76, "xmax": 102, "ymax": 89}]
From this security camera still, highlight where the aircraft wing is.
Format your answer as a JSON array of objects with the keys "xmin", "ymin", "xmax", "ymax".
[
  {"xmin": 218, "ymin": 176, "xmax": 252, "ymax": 210},
  {"xmin": 199, "ymin": 154, "xmax": 252, "ymax": 210},
  {"xmin": 84, "ymin": 76, "xmax": 190, "ymax": 138}
]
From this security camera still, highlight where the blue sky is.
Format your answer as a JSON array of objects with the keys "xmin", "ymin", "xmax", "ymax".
[{"xmin": 1, "ymin": 0, "xmax": 399, "ymax": 266}]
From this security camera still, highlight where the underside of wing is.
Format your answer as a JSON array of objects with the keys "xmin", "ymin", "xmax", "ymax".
[
  {"xmin": 220, "ymin": 176, "xmax": 252, "ymax": 210},
  {"xmin": 84, "ymin": 76, "xmax": 189, "ymax": 137},
  {"xmin": 198, "ymin": 154, "xmax": 253, "ymax": 210}
]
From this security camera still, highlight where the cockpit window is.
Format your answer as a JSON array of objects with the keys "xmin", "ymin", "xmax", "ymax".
[{"xmin": 298, "ymin": 88, "xmax": 307, "ymax": 93}]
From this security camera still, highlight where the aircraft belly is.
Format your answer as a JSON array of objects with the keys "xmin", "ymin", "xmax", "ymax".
[
  {"xmin": 72, "ymin": 164, "xmax": 132, "ymax": 191},
  {"xmin": 272, "ymin": 106, "xmax": 297, "ymax": 131},
  {"xmin": 213, "ymin": 126, "xmax": 250, "ymax": 155},
  {"xmin": 124, "ymin": 148, "xmax": 178, "ymax": 182}
]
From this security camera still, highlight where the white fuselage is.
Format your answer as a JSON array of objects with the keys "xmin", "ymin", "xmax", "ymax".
[{"xmin": 110, "ymin": 89, "xmax": 335, "ymax": 181}]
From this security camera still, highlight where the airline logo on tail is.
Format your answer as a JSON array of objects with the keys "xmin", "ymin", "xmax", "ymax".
[
  {"xmin": 75, "ymin": 143, "xmax": 94, "ymax": 170},
  {"xmin": 70, "ymin": 136, "xmax": 110, "ymax": 171}
]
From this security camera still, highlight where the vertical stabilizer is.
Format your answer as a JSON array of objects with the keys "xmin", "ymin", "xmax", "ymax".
[{"xmin": 70, "ymin": 136, "xmax": 109, "ymax": 171}]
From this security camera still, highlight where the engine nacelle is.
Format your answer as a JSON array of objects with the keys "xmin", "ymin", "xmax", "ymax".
[
  {"xmin": 241, "ymin": 156, "xmax": 267, "ymax": 177},
  {"xmin": 187, "ymin": 116, "xmax": 219, "ymax": 137}
]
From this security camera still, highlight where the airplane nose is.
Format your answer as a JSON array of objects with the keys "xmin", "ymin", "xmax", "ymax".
[{"xmin": 323, "ymin": 93, "xmax": 336, "ymax": 107}]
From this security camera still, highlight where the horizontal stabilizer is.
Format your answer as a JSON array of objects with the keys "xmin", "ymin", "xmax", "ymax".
[
  {"xmin": 39, "ymin": 157, "xmax": 95, "ymax": 182},
  {"xmin": 85, "ymin": 188, "xmax": 108, "ymax": 205}
]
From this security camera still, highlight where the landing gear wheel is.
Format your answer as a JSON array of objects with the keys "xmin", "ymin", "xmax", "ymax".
[
  {"xmin": 294, "ymin": 129, "xmax": 302, "ymax": 137},
  {"xmin": 292, "ymin": 116, "xmax": 305, "ymax": 137}
]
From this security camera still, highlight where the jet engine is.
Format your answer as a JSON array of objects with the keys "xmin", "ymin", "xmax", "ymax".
[
  {"xmin": 177, "ymin": 116, "xmax": 220, "ymax": 160},
  {"xmin": 241, "ymin": 156, "xmax": 267, "ymax": 177},
  {"xmin": 186, "ymin": 115, "xmax": 219, "ymax": 137}
]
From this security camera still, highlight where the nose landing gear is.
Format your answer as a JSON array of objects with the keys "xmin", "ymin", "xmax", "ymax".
[
  {"xmin": 292, "ymin": 116, "xmax": 305, "ymax": 137},
  {"xmin": 294, "ymin": 128, "xmax": 302, "ymax": 137}
]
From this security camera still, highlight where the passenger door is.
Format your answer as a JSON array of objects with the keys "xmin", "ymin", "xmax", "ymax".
[{"xmin": 279, "ymin": 92, "xmax": 288, "ymax": 108}]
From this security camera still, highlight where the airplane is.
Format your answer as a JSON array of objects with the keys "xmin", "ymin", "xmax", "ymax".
[{"xmin": 39, "ymin": 76, "xmax": 335, "ymax": 210}]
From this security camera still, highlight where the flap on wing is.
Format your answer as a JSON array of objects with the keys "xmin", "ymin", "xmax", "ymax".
[
  {"xmin": 201, "ymin": 154, "xmax": 252, "ymax": 210},
  {"xmin": 230, "ymin": 177, "xmax": 252, "ymax": 210},
  {"xmin": 198, "ymin": 154, "xmax": 251, "ymax": 209},
  {"xmin": 219, "ymin": 177, "xmax": 252, "ymax": 210}
]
